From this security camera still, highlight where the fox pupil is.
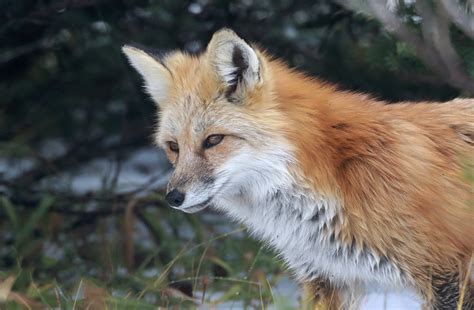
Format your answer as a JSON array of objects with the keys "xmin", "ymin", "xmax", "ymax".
[
  {"xmin": 168, "ymin": 141, "xmax": 179, "ymax": 153},
  {"xmin": 203, "ymin": 134, "xmax": 224, "ymax": 149}
]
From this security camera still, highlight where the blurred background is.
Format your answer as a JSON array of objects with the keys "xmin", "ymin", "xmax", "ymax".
[{"xmin": 1, "ymin": 0, "xmax": 473, "ymax": 308}]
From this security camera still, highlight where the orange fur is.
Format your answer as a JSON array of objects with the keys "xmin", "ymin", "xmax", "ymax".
[{"xmin": 269, "ymin": 59, "xmax": 473, "ymax": 297}]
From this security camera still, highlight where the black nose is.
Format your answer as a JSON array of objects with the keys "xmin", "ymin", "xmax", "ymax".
[{"xmin": 165, "ymin": 189, "xmax": 185, "ymax": 207}]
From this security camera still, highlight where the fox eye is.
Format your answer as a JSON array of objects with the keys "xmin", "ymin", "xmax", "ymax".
[
  {"xmin": 203, "ymin": 134, "xmax": 224, "ymax": 149},
  {"xmin": 167, "ymin": 141, "xmax": 179, "ymax": 153}
]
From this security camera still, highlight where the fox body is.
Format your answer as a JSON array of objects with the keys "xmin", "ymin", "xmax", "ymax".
[{"xmin": 123, "ymin": 29, "xmax": 474, "ymax": 309}]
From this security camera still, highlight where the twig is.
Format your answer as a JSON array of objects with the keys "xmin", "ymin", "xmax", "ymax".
[
  {"xmin": 439, "ymin": 0, "xmax": 474, "ymax": 39},
  {"xmin": 415, "ymin": 0, "xmax": 474, "ymax": 94},
  {"xmin": 0, "ymin": 38, "xmax": 55, "ymax": 64},
  {"xmin": 11, "ymin": 130, "xmax": 147, "ymax": 185},
  {"xmin": 0, "ymin": 0, "xmax": 110, "ymax": 36},
  {"xmin": 123, "ymin": 198, "xmax": 139, "ymax": 271},
  {"xmin": 3, "ymin": 176, "xmax": 167, "ymax": 217},
  {"xmin": 362, "ymin": 0, "xmax": 474, "ymax": 95}
]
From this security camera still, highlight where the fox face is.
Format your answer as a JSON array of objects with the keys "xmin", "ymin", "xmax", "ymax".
[{"xmin": 123, "ymin": 29, "xmax": 293, "ymax": 213}]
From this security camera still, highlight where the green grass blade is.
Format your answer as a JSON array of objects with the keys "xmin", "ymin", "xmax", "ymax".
[{"xmin": 15, "ymin": 195, "xmax": 55, "ymax": 249}]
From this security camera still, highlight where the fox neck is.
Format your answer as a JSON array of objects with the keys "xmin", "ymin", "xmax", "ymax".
[
  {"xmin": 211, "ymin": 158, "xmax": 404, "ymax": 286},
  {"xmin": 212, "ymin": 153, "xmax": 341, "ymax": 279},
  {"xmin": 213, "ymin": 161, "xmax": 340, "ymax": 224}
]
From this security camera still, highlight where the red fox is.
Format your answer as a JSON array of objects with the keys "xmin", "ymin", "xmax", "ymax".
[{"xmin": 123, "ymin": 29, "xmax": 474, "ymax": 309}]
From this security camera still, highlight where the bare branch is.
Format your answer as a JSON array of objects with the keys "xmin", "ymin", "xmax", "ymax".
[
  {"xmin": 359, "ymin": 0, "xmax": 474, "ymax": 95},
  {"xmin": 439, "ymin": 0, "xmax": 474, "ymax": 39},
  {"xmin": 0, "ymin": 39, "xmax": 54, "ymax": 64},
  {"xmin": 0, "ymin": 0, "xmax": 110, "ymax": 36},
  {"xmin": 11, "ymin": 130, "xmax": 147, "ymax": 185},
  {"xmin": 415, "ymin": 0, "xmax": 474, "ymax": 94},
  {"xmin": 5, "ymin": 182, "xmax": 166, "ymax": 217},
  {"xmin": 365, "ymin": 1, "xmax": 445, "ymax": 73}
]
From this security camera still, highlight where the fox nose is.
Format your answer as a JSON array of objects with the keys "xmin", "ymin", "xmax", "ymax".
[{"xmin": 165, "ymin": 189, "xmax": 185, "ymax": 207}]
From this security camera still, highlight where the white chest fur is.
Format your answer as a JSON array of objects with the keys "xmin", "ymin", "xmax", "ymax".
[{"xmin": 214, "ymin": 187, "xmax": 405, "ymax": 288}]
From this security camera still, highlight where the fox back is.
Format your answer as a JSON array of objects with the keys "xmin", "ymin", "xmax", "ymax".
[{"xmin": 123, "ymin": 29, "xmax": 474, "ymax": 308}]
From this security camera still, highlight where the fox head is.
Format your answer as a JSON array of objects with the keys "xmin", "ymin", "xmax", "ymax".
[{"xmin": 123, "ymin": 29, "xmax": 294, "ymax": 214}]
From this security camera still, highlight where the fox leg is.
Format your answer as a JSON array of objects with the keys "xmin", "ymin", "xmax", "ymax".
[
  {"xmin": 428, "ymin": 271, "xmax": 473, "ymax": 310},
  {"xmin": 301, "ymin": 278, "xmax": 343, "ymax": 310}
]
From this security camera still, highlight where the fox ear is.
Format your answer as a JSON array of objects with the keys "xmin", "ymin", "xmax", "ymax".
[
  {"xmin": 122, "ymin": 45, "xmax": 172, "ymax": 104},
  {"xmin": 207, "ymin": 29, "xmax": 261, "ymax": 101}
]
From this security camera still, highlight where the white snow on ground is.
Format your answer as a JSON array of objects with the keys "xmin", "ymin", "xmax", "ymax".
[
  {"xmin": 0, "ymin": 157, "xmax": 35, "ymax": 179},
  {"xmin": 363, "ymin": 290, "xmax": 421, "ymax": 309},
  {"xmin": 270, "ymin": 277, "xmax": 422, "ymax": 309},
  {"xmin": 203, "ymin": 276, "xmax": 422, "ymax": 309},
  {"xmin": 44, "ymin": 147, "xmax": 171, "ymax": 194}
]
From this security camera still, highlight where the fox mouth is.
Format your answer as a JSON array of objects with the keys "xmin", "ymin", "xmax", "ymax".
[
  {"xmin": 174, "ymin": 196, "xmax": 212, "ymax": 214},
  {"xmin": 180, "ymin": 202, "xmax": 209, "ymax": 213},
  {"xmin": 170, "ymin": 178, "xmax": 230, "ymax": 214}
]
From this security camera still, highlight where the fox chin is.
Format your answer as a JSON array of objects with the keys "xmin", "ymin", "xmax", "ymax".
[{"xmin": 123, "ymin": 28, "xmax": 474, "ymax": 309}]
